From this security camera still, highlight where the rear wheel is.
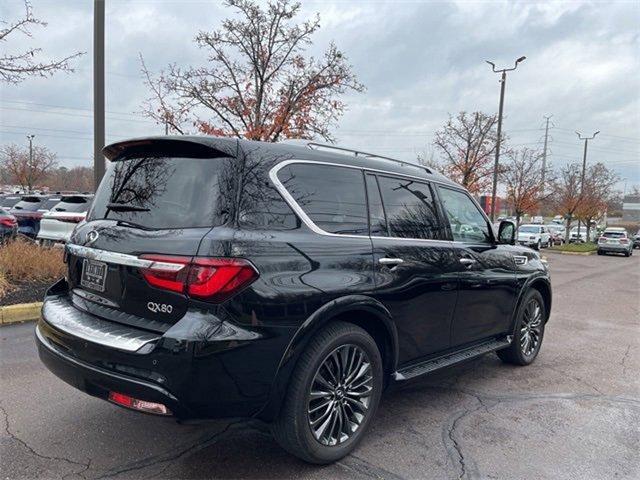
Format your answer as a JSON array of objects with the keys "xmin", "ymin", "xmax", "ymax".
[
  {"xmin": 497, "ymin": 290, "xmax": 545, "ymax": 366},
  {"xmin": 597, "ymin": 250, "xmax": 603, "ymax": 256},
  {"xmin": 272, "ymin": 322, "xmax": 383, "ymax": 464},
  {"xmin": 535, "ymin": 240, "xmax": 541, "ymax": 250}
]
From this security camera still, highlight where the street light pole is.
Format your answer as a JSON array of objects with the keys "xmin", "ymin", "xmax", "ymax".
[
  {"xmin": 26, "ymin": 134, "xmax": 35, "ymax": 193},
  {"xmin": 575, "ymin": 130, "xmax": 599, "ymax": 240},
  {"xmin": 486, "ymin": 56, "xmax": 526, "ymax": 222},
  {"xmin": 94, "ymin": 0, "xmax": 105, "ymax": 191}
]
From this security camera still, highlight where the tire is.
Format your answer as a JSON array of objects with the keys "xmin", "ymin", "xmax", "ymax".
[
  {"xmin": 497, "ymin": 290, "xmax": 546, "ymax": 366},
  {"xmin": 535, "ymin": 240, "xmax": 541, "ymax": 250},
  {"xmin": 624, "ymin": 250, "xmax": 630, "ymax": 257},
  {"xmin": 272, "ymin": 321, "xmax": 383, "ymax": 464},
  {"xmin": 597, "ymin": 250, "xmax": 603, "ymax": 256}
]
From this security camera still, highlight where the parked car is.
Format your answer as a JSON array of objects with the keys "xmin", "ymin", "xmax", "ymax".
[
  {"xmin": 545, "ymin": 224, "xmax": 565, "ymax": 245},
  {"xmin": 36, "ymin": 137, "xmax": 552, "ymax": 464},
  {"xmin": 10, "ymin": 195, "xmax": 62, "ymax": 238},
  {"xmin": 516, "ymin": 224, "xmax": 552, "ymax": 250},
  {"xmin": 0, "ymin": 207, "xmax": 18, "ymax": 242},
  {"xmin": 531, "ymin": 215, "xmax": 544, "ymax": 224},
  {"xmin": 552, "ymin": 215, "xmax": 564, "ymax": 225},
  {"xmin": 0, "ymin": 194, "xmax": 23, "ymax": 209},
  {"xmin": 37, "ymin": 195, "xmax": 94, "ymax": 244},
  {"xmin": 569, "ymin": 225, "xmax": 596, "ymax": 243},
  {"xmin": 634, "ymin": 230, "xmax": 640, "ymax": 249},
  {"xmin": 597, "ymin": 228, "xmax": 633, "ymax": 257}
]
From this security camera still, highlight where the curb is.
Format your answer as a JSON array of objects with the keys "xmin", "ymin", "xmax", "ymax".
[
  {"xmin": 546, "ymin": 249, "xmax": 596, "ymax": 256},
  {"xmin": 0, "ymin": 302, "xmax": 42, "ymax": 325}
]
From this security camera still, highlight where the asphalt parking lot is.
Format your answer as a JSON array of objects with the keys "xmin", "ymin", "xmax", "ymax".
[{"xmin": 1, "ymin": 252, "xmax": 639, "ymax": 480}]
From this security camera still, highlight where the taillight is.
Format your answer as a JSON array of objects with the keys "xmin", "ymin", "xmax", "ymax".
[
  {"xmin": 620, "ymin": 238, "xmax": 629, "ymax": 244},
  {"xmin": 139, "ymin": 255, "xmax": 259, "ymax": 303},
  {"xmin": 58, "ymin": 215, "xmax": 85, "ymax": 223},
  {"xmin": 0, "ymin": 217, "xmax": 16, "ymax": 227},
  {"xmin": 598, "ymin": 237, "xmax": 607, "ymax": 243}
]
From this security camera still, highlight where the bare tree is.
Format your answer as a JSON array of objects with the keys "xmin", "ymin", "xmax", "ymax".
[
  {"xmin": 433, "ymin": 111, "xmax": 501, "ymax": 194},
  {"xmin": 551, "ymin": 163, "xmax": 583, "ymax": 242},
  {"xmin": 139, "ymin": 0, "xmax": 364, "ymax": 141},
  {"xmin": 0, "ymin": 1, "xmax": 84, "ymax": 84},
  {"xmin": 47, "ymin": 166, "xmax": 94, "ymax": 192},
  {"xmin": 577, "ymin": 163, "xmax": 618, "ymax": 240},
  {"xmin": 0, "ymin": 143, "xmax": 58, "ymax": 192},
  {"xmin": 500, "ymin": 148, "xmax": 551, "ymax": 227}
]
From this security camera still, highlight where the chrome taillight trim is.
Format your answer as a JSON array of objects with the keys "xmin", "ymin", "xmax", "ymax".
[{"xmin": 66, "ymin": 244, "xmax": 185, "ymax": 272}]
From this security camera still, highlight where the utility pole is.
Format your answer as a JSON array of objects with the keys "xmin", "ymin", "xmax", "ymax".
[
  {"xmin": 575, "ymin": 130, "xmax": 599, "ymax": 239},
  {"xmin": 26, "ymin": 134, "xmax": 35, "ymax": 193},
  {"xmin": 541, "ymin": 115, "xmax": 553, "ymax": 189},
  {"xmin": 486, "ymin": 56, "xmax": 526, "ymax": 222},
  {"xmin": 94, "ymin": 0, "xmax": 105, "ymax": 191}
]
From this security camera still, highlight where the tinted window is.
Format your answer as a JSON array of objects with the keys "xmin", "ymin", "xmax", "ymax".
[
  {"xmin": 89, "ymin": 156, "xmax": 233, "ymax": 229},
  {"xmin": 52, "ymin": 196, "xmax": 93, "ymax": 213},
  {"xmin": 438, "ymin": 187, "xmax": 491, "ymax": 243},
  {"xmin": 1, "ymin": 197, "xmax": 21, "ymax": 208},
  {"xmin": 519, "ymin": 226, "xmax": 540, "ymax": 233},
  {"xmin": 40, "ymin": 198, "xmax": 62, "ymax": 211},
  {"xmin": 277, "ymin": 164, "xmax": 368, "ymax": 235},
  {"xmin": 365, "ymin": 174, "xmax": 387, "ymax": 236},
  {"xmin": 376, "ymin": 176, "xmax": 440, "ymax": 240},
  {"xmin": 603, "ymin": 232, "xmax": 626, "ymax": 238}
]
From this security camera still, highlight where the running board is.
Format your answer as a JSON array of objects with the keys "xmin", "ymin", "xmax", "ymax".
[{"xmin": 393, "ymin": 336, "xmax": 513, "ymax": 381}]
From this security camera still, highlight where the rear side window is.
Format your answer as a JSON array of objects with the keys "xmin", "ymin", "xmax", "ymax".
[
  {"xmin": 277, "ymin": 163, "xmax": 368, "ymax": 235},
  {"xmin": 438, "ymin": 187, "xmax": 491, "ymax": 243},
  {"xmin": 89, "ymin": 156, "xmax": 233, "ymax": 229},
  {"xmin": 365, "ymin": 174, "xmax": 387, "ymax": 236},
  {"xmin": 52, "ymin": 196, "xmax": 93, "ymax": 213},
  {"xmin": 376, "ymin": 175, "xmax": 440, "ymax": 240}
]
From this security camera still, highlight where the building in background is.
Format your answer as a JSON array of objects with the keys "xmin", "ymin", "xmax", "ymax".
[{"xmin": 622, "ymin": 195, "xmax": 640, "ymax": 221}]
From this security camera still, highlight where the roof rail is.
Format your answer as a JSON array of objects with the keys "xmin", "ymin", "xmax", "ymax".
[{"xmin": 282, "ymin": 139, "xmax": 431, "ymax": 174}]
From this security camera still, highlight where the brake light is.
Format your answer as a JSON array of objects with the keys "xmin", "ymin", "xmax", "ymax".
[
  {"xmin": 0, "ymin": 217, "xmax": 16, "ymax": 227},
  {"xmin": 108, "ymin": 391, "xmax": 171, "ymax": 415},
  {"xmin": 139, "ymin": 255, "xmax": 259, "ymax": 303},
  {"xmin": 598, "ymin": 237, "xmax": 607, "ymax": 243},
  {"xmin": 620, "ymin": 238, "xmax": 629, "ymax": 244},
  {"xmin": 58, "ymin": 215, "xmax": 85, "ymax": 223}
]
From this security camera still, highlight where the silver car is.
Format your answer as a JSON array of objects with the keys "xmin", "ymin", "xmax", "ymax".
[
  {"xmin": 37, "ymin": 195, "xmax": 93, "ymax": 244},
  {"xmin": 597, "ymin": 228, "xmax": 633, "ymax": 257}
]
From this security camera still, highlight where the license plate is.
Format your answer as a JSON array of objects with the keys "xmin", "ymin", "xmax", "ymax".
[{"xmin": 81, "ymin": 259, "xmax": 108, "ymax": 292}]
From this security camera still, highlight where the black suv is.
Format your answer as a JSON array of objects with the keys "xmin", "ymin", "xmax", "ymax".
[{"xmin": 36, "ymin": 137, "xmax": 551, "ymax": 463}]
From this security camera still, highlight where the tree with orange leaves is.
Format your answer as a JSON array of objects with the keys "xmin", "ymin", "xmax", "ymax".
[
  {"xmin": 575, "ymin": 162, "xmax": 618, "ymax": 241},
  {"xmin": 432, "ymin": 111, "xmax": 501, "ymax": 195},
  {"xmin": 500, "ymin": 148, "xmax": 550, "ymax": 227},
  {"xmin": 139, "ymin": 0, "xmax": 364, "ymax": 141}
]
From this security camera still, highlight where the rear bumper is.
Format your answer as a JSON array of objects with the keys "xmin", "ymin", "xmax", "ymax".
[
  {"xmin": 36, "ymin": 281, "xmax": 296, "ymax": 421},
  {"xmin": 598, "ymin": 244, "xmax": 631, "ymax": 252}
]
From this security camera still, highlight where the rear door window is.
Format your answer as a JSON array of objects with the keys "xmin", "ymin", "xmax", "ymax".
[
  {"xmin": 376, "ymin": 175, "xmax": 441, "ymax": 240},
  {"xmin": 277, "ymin": 163, "xmax": 368, "ymax": 235},
  {"xmin": 89, "ymin": 156, "xmax": 234, "ymax": 229}
]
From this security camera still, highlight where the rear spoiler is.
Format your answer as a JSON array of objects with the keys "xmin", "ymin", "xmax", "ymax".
[{"xmin": 102, "ymin": 136, "xmax": 239, "ymax": 161}]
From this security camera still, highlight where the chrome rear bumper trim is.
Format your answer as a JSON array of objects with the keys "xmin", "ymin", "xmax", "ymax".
[
  {"xmin": 66, "ymin": 244, "xmax": 184, "ymax": 271},
  {"xmin": 42, "ymin": 296, "xmax": 160, "ymax": 353}
]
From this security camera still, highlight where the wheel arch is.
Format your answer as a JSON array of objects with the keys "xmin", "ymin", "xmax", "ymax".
[
  {"xmin": 255, "ymin": 295, "xmax": 398, "ymax": 422},
  {"xmin": 510, "ymin": 276, "xmax": 552, "ymax": 335}
]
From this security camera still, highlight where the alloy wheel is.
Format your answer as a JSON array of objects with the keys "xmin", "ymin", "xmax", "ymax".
[
  {"xmin": 520, "ymin": 299, "xmax": 543, "ymax": 356},
  {"xmin": 307, "ymin": 344, "xmax": 373, "ymax": 446}
]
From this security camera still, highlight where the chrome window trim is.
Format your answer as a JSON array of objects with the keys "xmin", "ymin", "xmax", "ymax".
[
  {"xmin": 66, "ymin": 244, "xmax": 185, "ymax": 271},
  {"xmin": 268, "ymin": 159, "xmax": 454, "ymax": 245}
]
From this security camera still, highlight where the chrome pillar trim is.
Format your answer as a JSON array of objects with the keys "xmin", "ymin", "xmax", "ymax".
[{"xmin": 66, "ymin": 244, "xmax": 185, "ymax": 271}]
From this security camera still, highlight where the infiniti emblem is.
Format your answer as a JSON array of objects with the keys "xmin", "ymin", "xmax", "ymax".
[{"xmin": 86, "ymin": 230, "xmax": 99, "ymax": 245}]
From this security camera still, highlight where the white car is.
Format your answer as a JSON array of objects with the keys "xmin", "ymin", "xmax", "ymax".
[
  {"xmin": 569, "ymin": 225, "xmax": 596, "ymax": 243},
  {"xmin": 37, "ymin": 195, "xmax": 93, "ymax": 244},
  {"xmin": 517, "ymin": 224, "xmax": 552, "ymax": 250}
]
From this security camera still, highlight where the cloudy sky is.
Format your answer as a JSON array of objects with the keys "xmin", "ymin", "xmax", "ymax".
[{"xmin": 1, "ymin": 0, "xmax": 639, "ymax": 190}]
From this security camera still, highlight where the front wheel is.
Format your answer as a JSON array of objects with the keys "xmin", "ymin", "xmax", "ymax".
[
  {"xmin": 535, "ymin": 240, "xmax": 541, "ymax": 250},
  {"xmin": 497, "ymin": 290, "xmax": 546, "ymax": 366},
  {"xmin": 272, "ymin": 322, "xmax": 383, "ymax": 464}
]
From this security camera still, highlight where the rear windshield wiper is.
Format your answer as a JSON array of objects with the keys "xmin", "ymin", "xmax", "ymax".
[{"xmin": 106, "ymin": 202, "xmax": 150, "ymax": 212}]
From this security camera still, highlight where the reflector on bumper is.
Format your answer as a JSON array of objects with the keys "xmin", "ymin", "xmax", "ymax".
[{"xmin": 108, "ymin": 391, "xmax": 172, "ymax": 415}]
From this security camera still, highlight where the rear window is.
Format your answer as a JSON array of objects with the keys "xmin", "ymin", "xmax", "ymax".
[
  {"xmin": 603, "ymin": 232, "xmax": 626, "ymax": 238},
  {"xmin": 52, "ymin": 196, "xmax": 93, "ymax": 213},
  {"xmin": 12, "ymin": 197, "xmax": 42, "ymax": 211},
  {"xmin": 277, "ymin": 163, "xmax": 368, "ymax": 235},
  {"xmin": 40, "ymin": 198, "xmax": 62, "ymax": 211},
  {"xmin": 89, "ymin": 156, "xmax": 233, "ymax": 229},
  {"xmin": 519, "ymin": 226, "xmax": 540, "ymax": 233}
]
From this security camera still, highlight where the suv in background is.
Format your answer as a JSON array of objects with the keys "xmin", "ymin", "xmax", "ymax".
[
  {"xmin": 598, "ymin": 228, "xmax": 633, "ymax": 257},
  {"xmin": 569, "ymin": 225, "xmax": 595, "ymax": 243},
  {"xmin": 545, "ymin": 224, "xmax": 565, "ymax": 245},
  {"xmin": 634, "ymin": 230, "xmax": 640, "ymax": 249},
  {"xmin": 10, "ymin": 195, "xmax": 62, "ymax": 238},
  {"xmin": 0, "ymin": 207, "xmax": 18, "ymax": 242},
  {"xmin": 36, "ymin": 137, "xmax": 552, "ymax": 464},
  {"xmin": 517, "ymin": 224, "xmax": 551, "ymax": 250},
  {"xmin": 37, "ymin": 195, "xmax": 94, "ymax": 245}
]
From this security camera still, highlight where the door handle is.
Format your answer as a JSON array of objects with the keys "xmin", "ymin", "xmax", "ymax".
[
  {"xmin": 379, "ymin": 257, "xmax": 404, "ymax": 266},
  {"xmin": 459, "ymin": 257, "xmax": 477, "ymax": 267}
]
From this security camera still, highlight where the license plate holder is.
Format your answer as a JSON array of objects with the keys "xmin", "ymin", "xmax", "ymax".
[{"xmin": 81, "ymin": 259, "xmax": 108, "ymax": 292}]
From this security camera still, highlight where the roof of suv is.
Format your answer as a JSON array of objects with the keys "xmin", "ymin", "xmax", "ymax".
[{"xmin": 103, "ymin": 136, "xmax": 459, "ymax": 188}]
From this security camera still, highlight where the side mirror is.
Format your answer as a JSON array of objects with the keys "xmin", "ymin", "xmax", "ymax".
[{"xmin": 498, "ymin": 220, "xmax": 516, "ymax": 245}]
